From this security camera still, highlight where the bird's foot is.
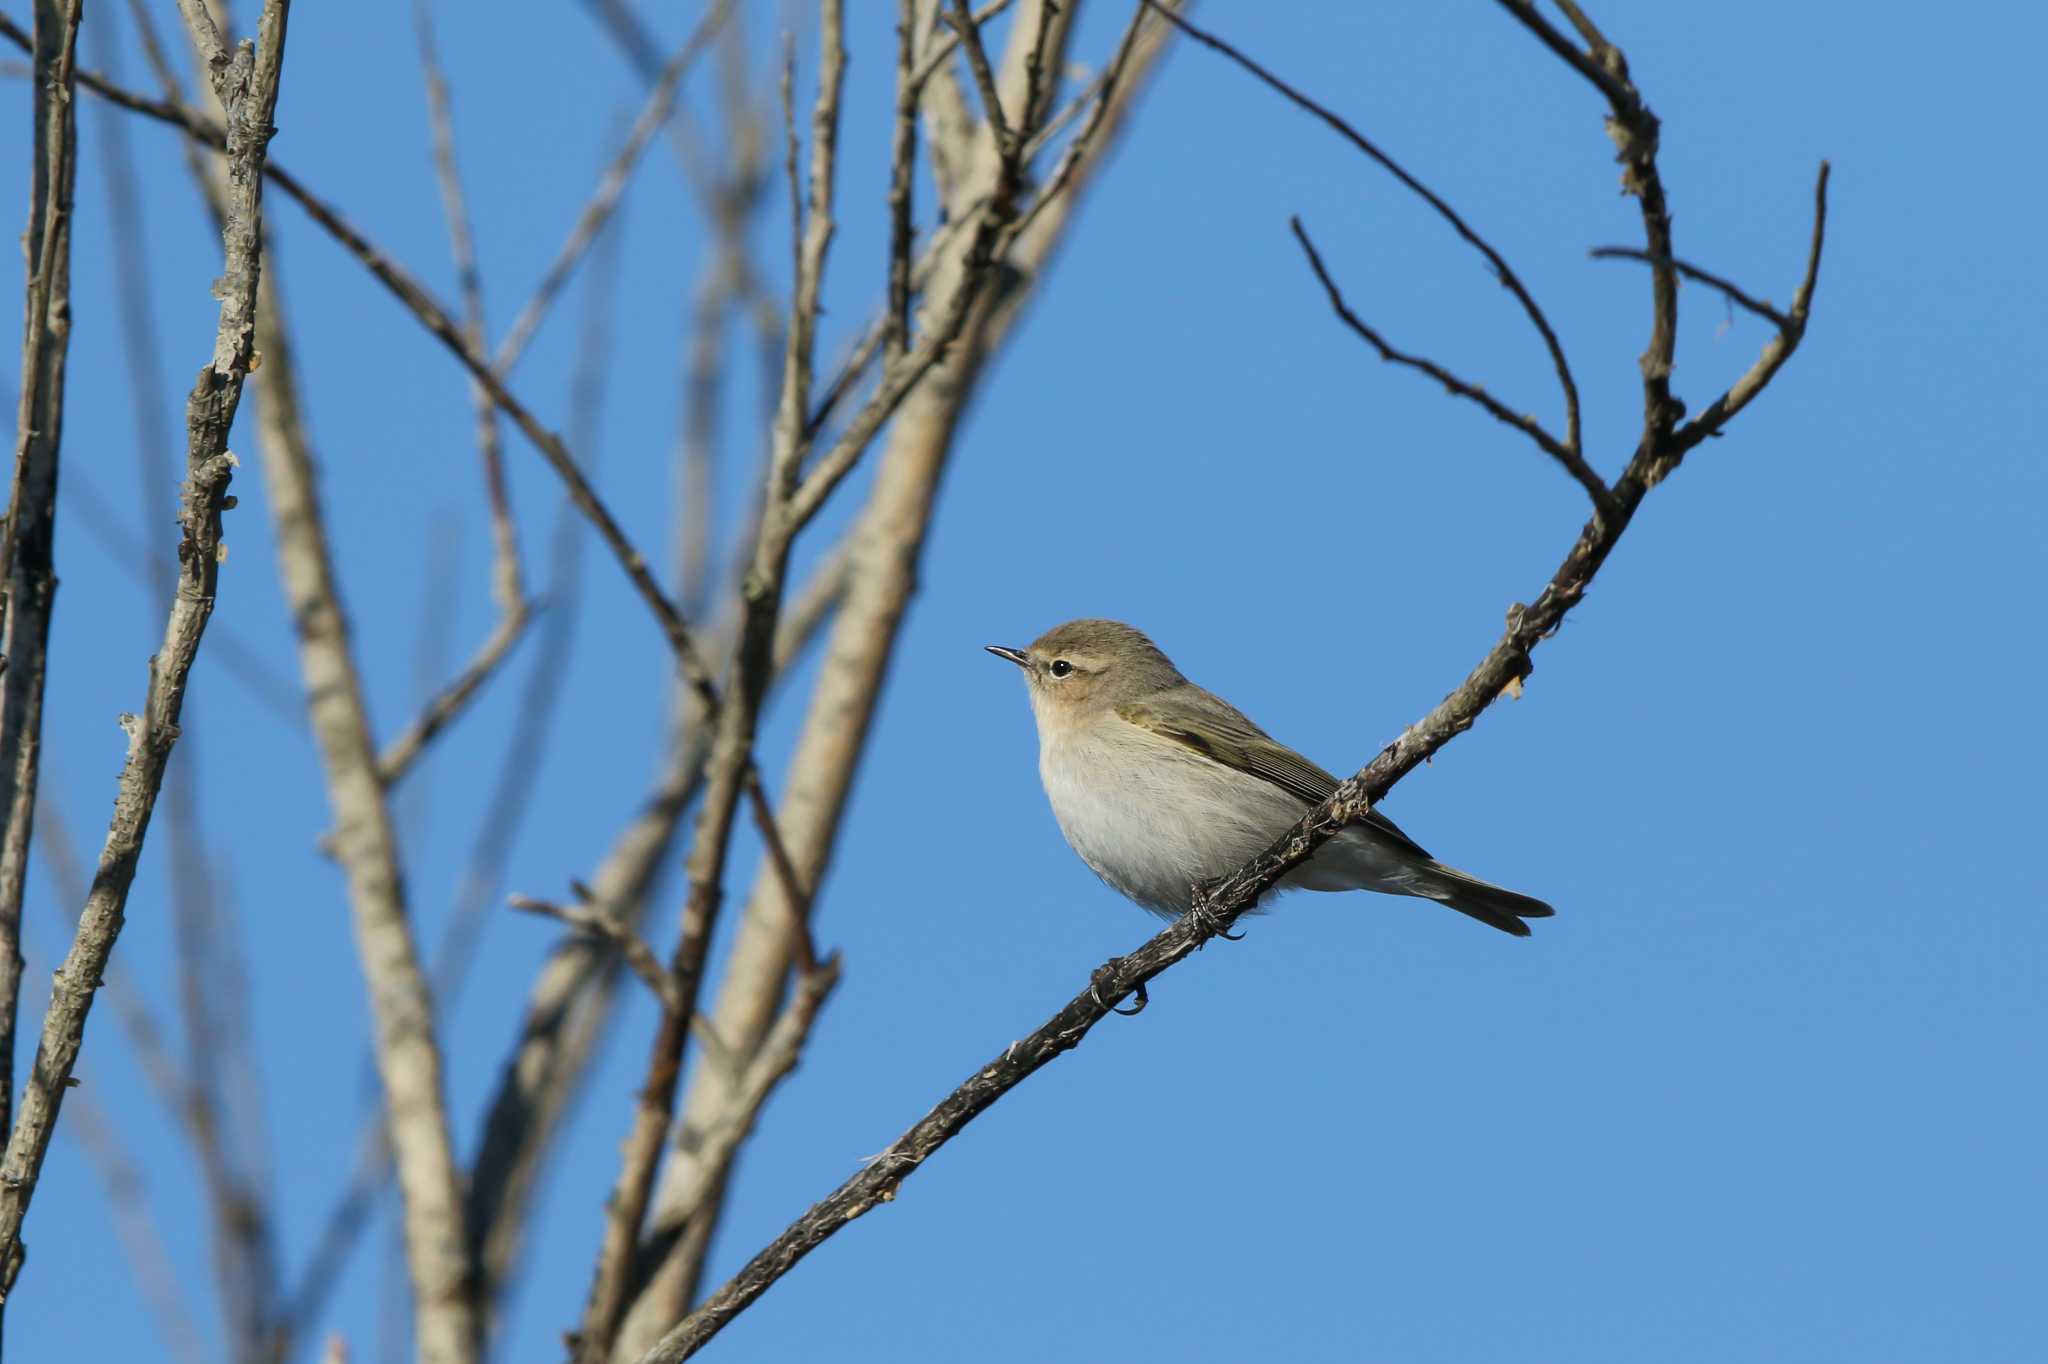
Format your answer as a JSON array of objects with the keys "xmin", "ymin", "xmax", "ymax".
[
  {"xmin": 1089, "ymin": 961, "xmax": 1147, "ymax": 1016},
  {"xmin": 1187, "ymin": 880, "xmax": 1244, "ymax": 942}
]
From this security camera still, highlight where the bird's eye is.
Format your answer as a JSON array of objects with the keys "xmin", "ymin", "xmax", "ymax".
[{"xmin": 1049, "ymin": 659, "xmax": 1073, "ymax": 678}]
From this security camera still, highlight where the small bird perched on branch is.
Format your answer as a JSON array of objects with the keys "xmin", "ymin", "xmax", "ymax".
[{"xmin": 986, "ymin": 618, "xmax": 1552, "ymax": 935}]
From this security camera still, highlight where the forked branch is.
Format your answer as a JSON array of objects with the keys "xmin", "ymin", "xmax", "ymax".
[{"xmin": 1143, "ymin": 0, "xmax": 1590, "ymax": 486}]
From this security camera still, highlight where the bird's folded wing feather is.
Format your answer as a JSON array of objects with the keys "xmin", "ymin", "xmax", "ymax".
[{"xmin": 1116, "ymin": 693, "xmax": 1433, "ymax": 860}]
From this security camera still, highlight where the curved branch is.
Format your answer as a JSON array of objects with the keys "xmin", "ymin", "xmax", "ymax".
[{"xmin": 1293, "ymin": 218, "xmax": 1610, "ymax": 506}]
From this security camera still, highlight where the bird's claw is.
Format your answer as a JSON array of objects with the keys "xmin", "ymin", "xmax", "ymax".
[
  {"xmin": 1187, "ymin": 881, "xmax": 1244, "ymax": 942},
  {"xmin": 1090, "ymin": 962, "xmax": 1147, "ymax": 1016}
]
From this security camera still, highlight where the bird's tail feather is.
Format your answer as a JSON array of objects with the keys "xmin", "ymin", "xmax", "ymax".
[{"xmin": 1413, "ymin": 861, "xmax": 1555, "ymax": 938}]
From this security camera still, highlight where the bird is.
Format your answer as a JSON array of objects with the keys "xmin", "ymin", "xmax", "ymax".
[{"xmin": 986, "ymin": 618, "xmax": 1553, "ymax": 936}]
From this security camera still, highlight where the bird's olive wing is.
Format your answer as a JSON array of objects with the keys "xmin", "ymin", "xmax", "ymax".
[{"xmin": 1117, "ymin": 699, "xmax": 1434, "ymax": 860}]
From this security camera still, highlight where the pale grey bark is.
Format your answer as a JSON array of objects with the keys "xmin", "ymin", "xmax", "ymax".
[{"xmin": 249, "ymin": 265, "xmax": 479, "ymax": 1364}]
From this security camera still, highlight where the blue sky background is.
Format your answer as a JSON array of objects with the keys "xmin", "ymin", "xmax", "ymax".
[{"xmin": 3, "ymin": 2, "xmax": 2043, "ymax": 1361}]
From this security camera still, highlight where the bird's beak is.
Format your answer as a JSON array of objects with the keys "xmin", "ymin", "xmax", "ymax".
[{"xmin": 984, "ymin": 645, "xmax": 1029, "ymax": 668}]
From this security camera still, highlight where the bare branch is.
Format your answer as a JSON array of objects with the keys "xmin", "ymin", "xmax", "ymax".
[
  {"xmin": 886, "ymin": 0, "xmax": 918, "ymax": 359},
  {"xmin": 0, "ymin": 1, "xmax": 82, "ymax": 1203},
  {"xmin": 373, "ymin": 601, "xmax": 532, "ymax": 787},
  {"xmin": 173, "ymin": 0, "xmax": 228, "ymax": 72},
  {"xmin": 509, "ymin": 898, "xmax": 679, "ymax": 1013},
  {"xmin": 1006, "ymin": 1, "xmax": 1158, "ymax": 242},
  {"xmin": 1293, "ymin": 218, "xmax": 1610, "ymax": 505},
  {"xmin": 1665, "ymin": 162, "xmax": 1830, "ymax": 462},
  {"xmin": 945, "ymin": 0, "xmax": 1012, "ymax": 158},
  {"xmin": 0, "ymin": 0, "xmax": 293, "ymax": 1302},
  {"xmin": 1143, "ymin": 0, "xmax": 1589, "ymax": 474},
  {"xmin": 1590, "ymin": 246, "xmax": 1788, "ymax": 330},
  {"xmin": 911, "ymin": 0, "xmax": 1013, "ymax": 93},
  {"xmin": 742, "ymin": 769, "xmax": 818, "ymax": 977},
  {"xmin": 1494, "ymin": 0, "xmax": 1678, "ymax": 441}
]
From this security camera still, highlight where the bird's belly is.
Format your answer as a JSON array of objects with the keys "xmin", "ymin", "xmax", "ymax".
[{"xmin": 1039, "ymin": 731, "xmax": 1309, "ymax": 914}]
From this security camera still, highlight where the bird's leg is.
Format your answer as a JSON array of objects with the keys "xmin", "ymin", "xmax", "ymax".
[
  {"xmin": 1090, "ymin": 961, "xmax": 1147, "ymax": 1016},
  {"xmin": 1186, "ymin": 879, "xmax": 1245, "ymax": 942}
]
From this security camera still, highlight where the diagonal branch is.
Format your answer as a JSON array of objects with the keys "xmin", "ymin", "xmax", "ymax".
[
  {"xmin": 510, "ymin": 897, "xmax": 679, "ymax": 1013},
  {"xmin": 1590, "ymin": 246, "xmax": 1788, "ymax": 330}
]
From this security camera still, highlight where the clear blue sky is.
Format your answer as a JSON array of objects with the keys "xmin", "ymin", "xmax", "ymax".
[{"xmin": 6, "ymin": 2, "xmax": 2043, "ymax": 1361}]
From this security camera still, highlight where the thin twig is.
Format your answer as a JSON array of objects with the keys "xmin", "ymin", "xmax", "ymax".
[
  {"xmin": 377, "ymin": 0, "xmax": 538, "ymax": 789},
  {"xmin": 742, "ymin": 769, "xmax": 818, "ymax": 976},
  {"xmin": 1590, "ymin": 246, "xmax": 1790, "ymax": 330},
  {"xmin": 1293, "ymin": 218, "xmax": 1609, "ymax": 503},
  {"xmin": 1665, "ymin": 162, "xmax": 1829, "ymax": 463},
  {"xmin": 414, "ymin": 0, "xmax": 520, "ymax": 603},
  {"xmin": 1143, "ymin": 0, "xmax": 1590, "ymax": 486},
  {"xmin": 1006, "ymin": 1, "xmax": 1155, "ymax": 243},
  {"xmin": 945, "ymin": 0, "xmax": 1012, "ymax": 159},
  {"xmin": 885, "ymin": 0, "xmax": 918, "ymax": 360},
  {"xmin": 910, "ymin": 0, "xmax": 1012, "ymax": 92},
  {"xmin": 373, "ymin": 602, "xmax": 532, "ymax": 787},
  {"xmin": 509, "ymin": 898, "xmax": 679, "ymax": 1012}
]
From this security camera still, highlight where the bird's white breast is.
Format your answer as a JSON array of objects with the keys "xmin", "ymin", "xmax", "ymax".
[{"xmin": 1037, "ymin": 719, "xmax": 1311, "ymax": 914}]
